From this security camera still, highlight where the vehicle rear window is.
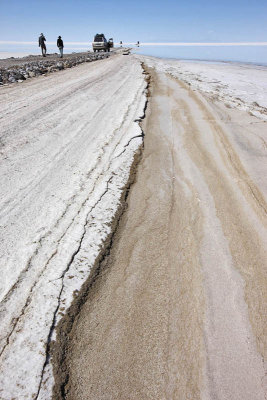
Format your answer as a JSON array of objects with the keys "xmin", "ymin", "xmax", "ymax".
[{"xmin": 94, "ymin": 35, "xmax": 104, "ymax": 42}]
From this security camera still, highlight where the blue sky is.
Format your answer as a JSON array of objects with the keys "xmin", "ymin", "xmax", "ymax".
[{"xmin": 0, "ymin": 0, "xmax": 267, "ymax": 43}]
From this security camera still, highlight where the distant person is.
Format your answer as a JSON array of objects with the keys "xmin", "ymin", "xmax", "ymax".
[
  {"xmin": 57, "ymin": 36, "xmax": 64, "ymax": 58},
  {"xmin": 120, "ymin": 41, "xmax": 122, "ymax": 47},
  {"xmin": 39, "ymin": 33, "xmax": 46, "ymax": 57}
]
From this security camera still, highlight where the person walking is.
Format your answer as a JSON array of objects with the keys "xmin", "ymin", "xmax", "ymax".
[
  {"xmin": 57, "ymin": 36, "xmax": 64, "ymax": 58},
  {"xmin": 39, "ymin": 33, "xmax": 46, "ymax": 57}
]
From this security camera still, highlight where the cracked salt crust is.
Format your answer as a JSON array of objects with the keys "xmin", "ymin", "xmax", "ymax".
[{"xmin": 0, "ymin": 55, "xmax": 147, "ymax": 399}]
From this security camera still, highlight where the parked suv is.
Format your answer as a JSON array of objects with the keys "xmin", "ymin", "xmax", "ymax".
[{"xmin": 92, "ymin": 33, "xmax": 109, "ymax": 52}]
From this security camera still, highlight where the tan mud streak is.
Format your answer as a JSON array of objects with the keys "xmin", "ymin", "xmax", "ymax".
[
  {"xmin": 171, "ymin": 77, "xmax": 267, "ymax": 358},
  {"xmin": 52, "ymin": 67, "xmax": 266, "ymax": 400}
]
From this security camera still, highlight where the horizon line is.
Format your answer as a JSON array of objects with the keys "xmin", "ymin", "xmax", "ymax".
[{"xmin": 1, "ymin": 41, "xmax": 267, "ymax": 46}]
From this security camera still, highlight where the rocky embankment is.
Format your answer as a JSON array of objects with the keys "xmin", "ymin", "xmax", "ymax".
[{"xmin": 0, "ymin": 52, "xmax": 111, "ymax": 85}]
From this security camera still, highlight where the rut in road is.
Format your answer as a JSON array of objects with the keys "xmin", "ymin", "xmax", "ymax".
[{"xmin": 52, "ymin": 68, "xmax": 266, "ymax": 400}]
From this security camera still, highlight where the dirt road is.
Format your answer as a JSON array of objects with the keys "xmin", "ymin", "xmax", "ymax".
[
  {"xmin": 0, "ymin": 54, "xmax": 146, "ymax": 399},
  {"xmin": 54, "ymin": 68, "xmax": 267, "ymax": 399}
]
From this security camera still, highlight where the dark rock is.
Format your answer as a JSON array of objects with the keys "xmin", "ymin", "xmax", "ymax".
[
  {"xmin": 8, "ymin": 76, "xmax": 16, "ymax": 83},
  {"xmin": 16, "ymin": 73, "xmax": 26, "ymax": 80},
  {"xmin": 2, "ymin": 51, "xmax": 111, "ymax": 85},
  {"xmin": 56, "ymin": 62, "xmax": 64, "ymax": 70}
]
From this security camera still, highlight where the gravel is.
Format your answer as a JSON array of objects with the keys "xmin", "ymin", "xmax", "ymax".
[{"xmin": 0, "ymin": 51, "xmax": 115, "ymax": 85}]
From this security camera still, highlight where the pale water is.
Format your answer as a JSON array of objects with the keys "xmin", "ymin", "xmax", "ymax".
[
  {"xmin": 0, "ymin": 43, "xmax": 91, "ymax": 59},
  {"xmin": 1, "ymin": 42, "xmax": 267, "ymax": 66},
  {"xmin": 133, "ymin": 45, "xmax": 267, "ymax": 66}
]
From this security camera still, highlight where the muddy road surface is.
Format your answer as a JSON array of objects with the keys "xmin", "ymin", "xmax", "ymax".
[{"xmin": 52, "ymin": 68, "xmax": 266, "ymax": 399}]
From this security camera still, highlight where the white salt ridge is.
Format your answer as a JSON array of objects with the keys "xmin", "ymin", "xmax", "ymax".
[
  {"xmin": 136, "ymin": 55, "xmax": 267, "ymax": 120},
  {"xmin": 0, "ymin": 55, "xmax": 146, "ymax": 399}
]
